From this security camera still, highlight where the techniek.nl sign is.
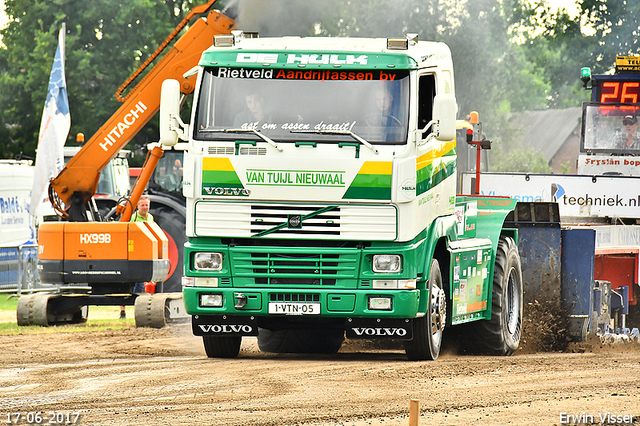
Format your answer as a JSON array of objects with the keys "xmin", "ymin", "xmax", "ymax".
[{"xmin": 462, "ymin": 172, "xmax": 640, "ymax": 219}]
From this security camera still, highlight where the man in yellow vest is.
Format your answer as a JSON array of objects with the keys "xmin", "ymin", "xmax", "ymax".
[{"xmin": 120, "ymin": 195, "xmax": 154, "ymax": 319}]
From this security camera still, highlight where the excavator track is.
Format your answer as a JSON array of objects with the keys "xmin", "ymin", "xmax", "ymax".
[
  {"xmin": 15, "ymin": 292, "xmax": 186, "ymax": 328},
  {"xmin": 16, "ymin": 293, "xmax": 88, "ymax": 326},
  {"xmin": 134, "ymin": 292, "xmax": 188, "ymax": 328}
]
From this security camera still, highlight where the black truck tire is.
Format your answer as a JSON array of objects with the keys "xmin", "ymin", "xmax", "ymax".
[
  {"xmin": 467, "ymin": 236, "xmax": 523, "ymax": 355},
  {"xmin": 202, "ymin": 335, "xmax": 242, "ymax": 358},
  {"xmin": 257, "ymin": 326, "xmax": 344, "ymax": 354},
  {"xmin": 150, "ymin": 206, "xmax": 186, "ymax": 293},
  {"xmin": 405, "ymin": 258, "xmax": 446, "ymax": 361}
]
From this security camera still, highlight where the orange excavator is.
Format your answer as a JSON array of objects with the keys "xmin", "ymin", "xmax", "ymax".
[{"xmin": 17, "ymin": 0, "xmax": 235, "ymax": 327}]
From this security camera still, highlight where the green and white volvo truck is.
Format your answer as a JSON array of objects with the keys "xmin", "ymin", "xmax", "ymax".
[{"xmin": 159, "ymin": 32, "xmax": 523, "ymax": 360}]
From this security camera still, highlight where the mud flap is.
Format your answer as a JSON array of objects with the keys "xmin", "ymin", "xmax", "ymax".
[
  {"xmin": 346, "ymin": 318, "xmax": 413, "ymax": 340},
  {"xmin": 192, "ymin": 315, "xmax": 259, "ymax": 336}
]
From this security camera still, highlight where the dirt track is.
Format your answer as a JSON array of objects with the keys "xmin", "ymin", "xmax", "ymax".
[{"xmin": 1, "ymin": 323, "xmax": 640, "ymax": 426}]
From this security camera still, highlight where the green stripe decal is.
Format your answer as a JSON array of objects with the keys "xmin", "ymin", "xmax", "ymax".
[
  {"xmin": 202, "ymin": 170, "xmax": 244, "ymax": 187},
  {"xmin": 343, "ymin": 161, "xmax": 392, "ymax": 200}
]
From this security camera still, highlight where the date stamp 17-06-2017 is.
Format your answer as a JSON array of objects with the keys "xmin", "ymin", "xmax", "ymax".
[{"xmin": 4, "ymin": 412, "xmax": 81, "ymax": 425}]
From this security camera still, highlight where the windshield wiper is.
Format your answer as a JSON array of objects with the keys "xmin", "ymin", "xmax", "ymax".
[
  {"xmin": 201, "ymin": 128, "xmax": 282, "ymax": 151},
  {"xmin": 291, "ymin": 129, "xmax": 379, "ymax": 154}
]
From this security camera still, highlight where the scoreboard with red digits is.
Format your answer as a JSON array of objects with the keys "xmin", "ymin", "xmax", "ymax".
[
  {"xmin": 596, "ymin": 80, "xmax": 640, "ymax": 104},
  {"xmin": 592, "ymin": 56, "xmax": 640, "ymax": 104}
]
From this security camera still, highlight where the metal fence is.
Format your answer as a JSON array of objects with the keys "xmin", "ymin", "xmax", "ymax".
[{"xmin": 0, "ymin": 243, "xmax": 47, "ymax": 294}]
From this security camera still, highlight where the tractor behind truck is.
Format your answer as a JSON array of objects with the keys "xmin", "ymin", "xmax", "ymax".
[
  {"xmin": 159, "ymin": 32, "xmax": 524, "ymax": 360},
  {"xmin": 135, "ymin": 143, "xmax": 189, "ymax": 294}
]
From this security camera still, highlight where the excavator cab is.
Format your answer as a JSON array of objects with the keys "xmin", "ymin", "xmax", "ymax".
[{"xmin": 62, "ymin": 146, "xmax": 133, "ymax": 220}]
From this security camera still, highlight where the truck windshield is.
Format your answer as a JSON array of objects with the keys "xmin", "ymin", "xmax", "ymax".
[
  {"xmin": 195, "ymin": 67, "xmax": 410, "ymax": 144},
  {"xmin": 582, "ymin": 103, "xmax": 640, "ymax": 154}
]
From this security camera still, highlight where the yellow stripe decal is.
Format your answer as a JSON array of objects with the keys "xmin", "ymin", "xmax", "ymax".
[
  {"xmin": 203, "ymin": 157, "xmax": 235, "ymax": 172},
  {"xmin": 358, "ymin": 161, "xmax": 392, "ymax": 175}
]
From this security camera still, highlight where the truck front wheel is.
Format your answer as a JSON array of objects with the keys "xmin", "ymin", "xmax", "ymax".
[
  {"xmin": 405, "ymin": 258, "xmax": 446, "ymax": 361},
  {"xmin": 468, "ymin": 235, "xmax": 523, "ymax": 355},
  {"xmin": 202, "ymin": 336, "xmax": 242, "ymax": 358}
]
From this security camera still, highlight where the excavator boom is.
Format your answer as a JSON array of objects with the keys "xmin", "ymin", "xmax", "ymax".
[{"xmin": 50, "ymin": 1, "xmax": 234, "ymax": 209}]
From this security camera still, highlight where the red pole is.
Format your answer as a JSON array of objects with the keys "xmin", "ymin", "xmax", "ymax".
[{"xmin": 475, "ymin": 142, "xmax": 482, "ymax": 195}]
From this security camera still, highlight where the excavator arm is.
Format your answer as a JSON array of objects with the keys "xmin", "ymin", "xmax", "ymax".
[
  {"xmin": 20, "ymin": 2, "xmax": 235, "ymax": 327},
  {"xmin": 49, "ymin": 0, "xmax": 234, "ymax": 219}
]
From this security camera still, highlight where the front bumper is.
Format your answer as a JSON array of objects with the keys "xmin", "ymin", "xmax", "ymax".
[
  {"xmin": 183, "ymin": 287, "xmax": 421, "ymax": 318},
  {"xmin": 191, "ymin": 314, "xmax": 415, "ymax": 340}
]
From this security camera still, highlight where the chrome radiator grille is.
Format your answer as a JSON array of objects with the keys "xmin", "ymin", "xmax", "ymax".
[{"xmin": 194, "ymin": 202, "xmax": 396, "ymax": 240}]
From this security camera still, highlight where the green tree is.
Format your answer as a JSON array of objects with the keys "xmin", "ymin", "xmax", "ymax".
[
  {"xmin": 0, "ymin": 0, "xmax": 185, "ymax": 159},
  {"xmin": 515, "ymin": 0, "xmax": 640, "ymax": 109},
  {"xmin": 511, "ymin": 3, "xmax": 592, "ymax": 108},
  {"xmin": 579, "ymin": 0, "xmax": 640, "ymax": 69},
  {"xmin": 492, "ymin": 0, "xmax": 640, "ymax": 172},
  {"xmin": 446, "ymin": 0, "xmax": 551, "ymax": 115}
]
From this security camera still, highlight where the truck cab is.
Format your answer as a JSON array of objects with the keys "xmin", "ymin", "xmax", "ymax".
[{"xmin": 161, "ymin": 33, "xmax": 521, "ymax": 360}]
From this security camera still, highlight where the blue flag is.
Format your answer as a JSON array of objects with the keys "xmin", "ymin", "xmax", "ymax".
[{"xmin": 30, "ymin": 25, "xmax": 71, "ymax": 216}]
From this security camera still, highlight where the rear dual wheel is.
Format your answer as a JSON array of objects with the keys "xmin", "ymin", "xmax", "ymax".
[{"xmin": 467, "ymin": 236, "xmax": 523, "ymax": 355}]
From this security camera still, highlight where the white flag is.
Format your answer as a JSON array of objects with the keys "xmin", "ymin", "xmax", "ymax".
[{"xmin": 30, "ymin": 24, "xmax": 71, "ymax": 216}]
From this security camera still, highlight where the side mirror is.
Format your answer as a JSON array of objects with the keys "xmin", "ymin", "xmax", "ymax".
[
  {"xmin": 160, "ymin": 79, "xmax": 182, "ymax": 146},
  {"xmin": 432, "ymin": 94, "xmax": 457, "ymax": 141}
]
